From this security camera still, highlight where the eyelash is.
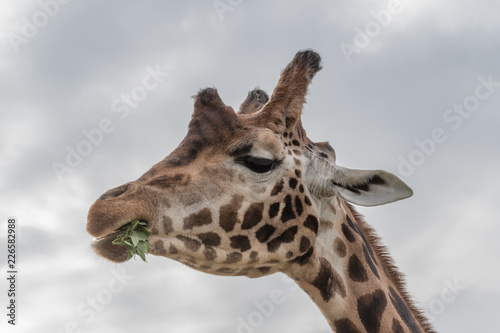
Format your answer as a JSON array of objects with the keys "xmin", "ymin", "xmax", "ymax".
[{"xmin": 237, "ymin": 156, "xmax": 278, "ymax": 174}]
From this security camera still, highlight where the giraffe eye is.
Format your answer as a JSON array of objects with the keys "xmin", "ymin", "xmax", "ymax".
[{"xmin": 237, "ymin": 156, "xmax": 277, "ymax": 174}]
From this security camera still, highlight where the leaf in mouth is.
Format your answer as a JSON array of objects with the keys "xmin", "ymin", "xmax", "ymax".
[{"xmin": 112, "ymin": 220, "xmax": 151, "ymax": 262}]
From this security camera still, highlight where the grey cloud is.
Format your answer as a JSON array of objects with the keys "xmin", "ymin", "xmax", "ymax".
[{"xmin": 1, "ymin": 1, "xmax": 499, "ymax": 332}]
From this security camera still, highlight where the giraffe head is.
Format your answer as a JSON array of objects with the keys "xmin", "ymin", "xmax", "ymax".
[{"xmin": 87, "ymin": 50, "xmax": 412, "ymax": 278}]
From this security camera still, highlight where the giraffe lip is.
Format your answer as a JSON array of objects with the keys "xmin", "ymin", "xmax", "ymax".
[
  {"xmin": 92, "ymin": 232, "xmax": 130, "ymax": 263},
  {"xmin": 93, "ymin": 227, "xmax": 122, "ymax": 242},
  {"xmin": 95, "ymin": 219, "xmax": 151, "ymax": 241}
]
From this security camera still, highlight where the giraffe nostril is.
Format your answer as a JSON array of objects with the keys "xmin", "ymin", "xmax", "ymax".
[{"xmin": 97, "ymin": 184, "xmax": 129, "ymax": 201}]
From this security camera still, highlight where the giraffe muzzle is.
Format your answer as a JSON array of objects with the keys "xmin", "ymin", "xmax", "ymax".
[
  {"xmin": 87, "ymin": 182, "xmax": 158, "ymax": 252},
  {"xmin": 87, "ymin": 163, "xmax": 202, "ymax": 262}
]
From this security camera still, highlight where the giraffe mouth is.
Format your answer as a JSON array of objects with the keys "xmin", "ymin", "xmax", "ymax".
[
  {"xmin": 91, "ymin": 219, "xmax": 152, "ymax": 263},
  {"xmin": 87, "ymin": 183, "xmax": 159, "ymax": 262}
]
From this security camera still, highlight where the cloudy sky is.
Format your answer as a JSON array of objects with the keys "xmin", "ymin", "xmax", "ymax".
[{"xmin": 0, "ymin": 0, "xmax": 498, "ymax": 332}]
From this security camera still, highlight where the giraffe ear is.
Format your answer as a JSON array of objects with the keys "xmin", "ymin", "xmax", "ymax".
[{"xmin": 329, "ymin": 166, "xmax": 413, "ymax": 206}]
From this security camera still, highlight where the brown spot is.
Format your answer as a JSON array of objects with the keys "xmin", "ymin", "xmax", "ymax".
[
  {"xmin": 267, "ymin": 226, "xmax": 298, "ymax": 252},
  {"xmin": 266, "ymin": 259, "xmax": 280, "ymax": 264},
  {"xmin": 257, "ymin": 266, "xmax": 271, "ymax": 274},
  {"xmin": 281, "ymin": 195, "xmax": 296, "ymax": 223},
  {"xmin": 203, "ymin": 247, "xmax": 216, "ymax": 260},
  {"xmin": 197, "ymin": 232, "xmax": 221, "ymax": 247},
  {"xmin": 269, "ymin": 202, "xmax": 280, "ymax": 218},
  {"xmin": 295, "ymin": 196, "xmax": 303, "ymax": 216},
  {"xmin": 304, "ymin": 196, "xmax": 312, "ymax": 206},
  {"xmin": 183, "ymin": 208, "xmax": 212, "ymax": 230},
  {"xmin": 176, "ymin": 235, "xmax": 201, "ymax": 252},
  {"xmin": 292, "ymin": 149, "xmax": 302, "ymax": 156},
  {"xmin": 289, "ymin": 178, "xmax": 298, "ymax": 189},
  {"xmin": 238, "ymin": 267, "xmax": 251, "ymax": 276},
  {"xmin": 357, "ymin": 289, "xmax": 387, "ymax": 333},
  {"xmin": 294, "ymin": 169, "xmax": 302, "ymax": 178},
  {"xmin": 249, "ymin": 251, "xmax": 259, "ymax": 263},
  {"xmin": 294, "ymin": 158, "xmax": 302, "ymax": 166},
  {"xmin": 392, "ymin": 319, "xmax": 405, "ymax": 333},
  {"xmin": 304, "ymin": 215, "xmax": 319, "ymax": 234},
  {"xmin": 299, "ymin": 236, "xmax": 311, "ymax": 253},
  {"xmin": 334, "ymin": 318, "xmax": 362, "ymax": 333},
  {"xmin": 169, "ymin": 245, "xmax": 178, "ymax": 255},
  {"xmin": 348, "ymin": 254, "xmax": 368, "ymax": 282},
  {"xmin": 286, "ymin": 251, "xmax": 293, "ymax": 259},
  {"xmin": 270, "ymin": 179, "xmax": 284, "ymax": 196},
  {"xmin": 152, "ymin": 240, "xmax": 166, "ymax": 255},
  {"xmin": 333, "ymin": 237, "xmax": 347, "ymax": 257},
  {"xmin": 319, "ymin": 219, "xmax": 334, "ymax": 233},
  {"xmin": 241, "ymin": 202, "xmax": 264, "ymax": 230},
  {"xmin": 219, "ymin": 195, "xmax": 244, "ymax": 232},
  {"xmin": 230, "ymin": 235, "xmax": 251, "ymax": 252},
  {"xmin": 342, "ymin": 223, "xmax": 355, "ymax": 242},
  {"xmin": 217, "ymin": 267, "xmax": 236, "ymax": 274},
  {"xmin": 151, "ymin": 225, "xmax": 160, "ymax": 236},
  {"xmin": 299, "ymin": 184, "xmax": 304, "ymax": 193},
  {"xmin": 225, "ymin": 252, "xmax": 243, "ymax": 264},
  {"xmin": 162, "ymin": 216, "xmax": 173, "ymax": 235},
  {"xmin": 293, "ymin": 247, "xmax": 313, "ymax": 266},
  {"xmin": 312, "ymin": 257, "xmax": 346, "ymax": 302},
  {"xmin": 256, "ymin": 224, "xmax": 276, "ymax": 243}
]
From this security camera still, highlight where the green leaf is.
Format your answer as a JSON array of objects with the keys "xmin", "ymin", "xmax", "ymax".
[
  {"xmin": 137, "ymin": 241, "xmax": 148, "ymax": 254},
  {"xmin": 112, "ymin": 220, "xmax": 151, "ymax": 262},
  {"xmin": 134, "ymin": 231, "xmax": 149, "ymax": 241},
  {"xmin": 127, "ymin": 247, "xmax": 134, "ymax": 259},
  {"xmin": 130, "ymin": 220, "xmax": 140, "ymax": 229},
  {"xmin": 138, "ymin": 250, "xmax": 147, "ymax": 262},
  {"xmin": 130, "ymin": 233, "xmax": 139, "ymax": 247},
  {"xmin": 138, "ymin": 225, "xmax": 151, "ymax": 237}
]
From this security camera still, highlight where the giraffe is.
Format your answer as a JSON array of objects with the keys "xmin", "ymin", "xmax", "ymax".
[{"xmin": 87, "ymin": 50, "xmax": 435, "ymax": 332}]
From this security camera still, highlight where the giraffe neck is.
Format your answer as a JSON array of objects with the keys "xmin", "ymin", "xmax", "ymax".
[{"xmin": 286, "ymin": 199, "xmax": 434, "ymax": 333}]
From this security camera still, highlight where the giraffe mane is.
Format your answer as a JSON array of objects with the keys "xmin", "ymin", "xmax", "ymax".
[{"xmin": 347, "ymin": 202, "xmax": 436, "ymax": 333}]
